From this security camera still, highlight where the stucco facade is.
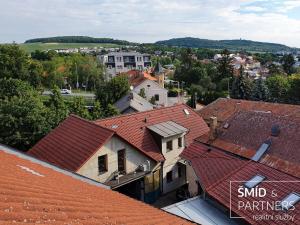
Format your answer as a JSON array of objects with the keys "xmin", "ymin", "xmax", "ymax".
[
  {"xmin": 161, "ymin": 133, "xmax": 187, "ymax": 193},
  {"xmin": 77, "ymin": 136, "xmax": 156, "ymax": 183},
  {"xmin": 134, "ymin": 80, "xmax": 168, "ymax": 107}
]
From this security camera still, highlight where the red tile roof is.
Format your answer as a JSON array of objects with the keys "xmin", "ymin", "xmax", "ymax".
[
  {"xmin": 0, "ymin": 149, "xmax": 193, "ymax": 225},
  {"xmin": 197, "ymin": 98, "xmax": 300, "ymax": 178},
  {"xmin": 121, "ymin": 70, "xmax": 157, "ymax": 87},
  {"xmin": 28, "ymin": 115, "xmax": 114, "ymax": 172},
  {"xmin": 181, "ymin": 141, "xmax": 247, "ymax": 189},
  {"xmin": 198, "ymin": 97, "xmax": 300, "ymax": 123},
  {"xmin": 95, "ymin": 104, "xmax": 210, "ymax": 162},
  {"xmin": 207, "ymin": 161, "xmax": 300, "ymax": 225}
]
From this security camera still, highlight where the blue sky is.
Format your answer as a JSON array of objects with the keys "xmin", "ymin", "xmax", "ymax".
[{"xmin": 1, "ymin": 0, "xmax": 300, "ymax": 47}]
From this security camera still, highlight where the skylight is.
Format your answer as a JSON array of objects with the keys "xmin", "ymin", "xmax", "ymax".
[
  {"xmin": 244, "ymin": 174, "xmax": 265, "ymax": 189},
  {"xmin": 183, "ymin": 109, "xmax": 190, "ymax": 115},
  {"xmin": 111, "ymin": 124, "xmax": 119, "ymax": 129},
  {"xmin": 280, "ymin": 193, "xmax": 300, "ymax": 211}
]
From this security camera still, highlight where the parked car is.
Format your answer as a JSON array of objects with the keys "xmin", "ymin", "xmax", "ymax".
[{"xmin": 60, "ymin": 89, "xmax": 72, "ymax": 94}]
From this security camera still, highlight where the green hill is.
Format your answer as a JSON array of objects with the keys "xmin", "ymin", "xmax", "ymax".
[
  {"xmin": 25, "ymin": 36, "xmax": 135, "ymax": 45},
  {"xmin": 155, "ymin": 37, "xmax": 298, "ymax": 52}
]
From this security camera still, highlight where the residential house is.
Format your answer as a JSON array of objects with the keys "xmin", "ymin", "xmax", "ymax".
[
  {"xmin": 114, "ymin": 91, "xmax": 154, "ymax": 114},
  {"xmin": 98, "ymin": 52, "xmax": 152, "ymax": 78},
  {"xmin": 29, "ymin": 104, "xmax": 209, "ymax": 202},
  {"xmin": 0, "ymin": 147, "xmax": 192, "ymax": 224}
]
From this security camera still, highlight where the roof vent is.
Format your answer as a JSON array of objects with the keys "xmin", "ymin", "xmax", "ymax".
[
  {"xmin": 223, "ymin": 122, "xmax": 230, "ymax": 129},
  {"xmin": 271, "ymin": 125, "xmax": 280, "ymax": 137},
  {"xmin": 144, "ymin": 118, "xmax": 148, "ymax": 123}
]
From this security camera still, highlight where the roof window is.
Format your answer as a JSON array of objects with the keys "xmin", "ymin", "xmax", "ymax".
[
  {"xmin": 244, "ymin": 174, "xmax": 265, "ymax": 189},
  {"xmin": 280, "ymin": 193, "xmax": 300, "ymax": 210}
]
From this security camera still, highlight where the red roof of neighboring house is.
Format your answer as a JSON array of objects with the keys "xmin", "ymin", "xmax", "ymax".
[
  {"xmin": 198, "ymin": 98, "xmax": 300, "ymax": 123},
  {"xmin": 0, "ymin": 149, "xmax": 192, "ymax": 225},
  {"xmin": 122, "ymin": 70, "xmax": 157, "ymax": 87},
  {"xmin": 95, "ymin": 104, "xmax": 210, "ymax": 162},
  {"xmin": 207, "ymin": 161, "xmax": 300, "ymax": 225},
  {"xmin": 197, "ymin": 98, "xmax": 300, "ymax": 178},
  {"xmin": 28, "ymin": 115, "xmax": 114, "ymax": 172},
  {"xmin": 181, "ymin": 141, "xmax": 247, "ymax": 189}
]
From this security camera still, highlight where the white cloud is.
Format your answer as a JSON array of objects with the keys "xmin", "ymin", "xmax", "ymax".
[{"xmin": 0, "ymin": 0, "xmax": 300, "ymax": 47}]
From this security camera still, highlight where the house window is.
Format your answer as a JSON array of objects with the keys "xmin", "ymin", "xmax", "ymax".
[
  {"xmin": 178, "ymin": 137, "xmax": 183, "ymax": 148},
  {"xmin": 107, "ymin": 65, "xmax": 112, "ymax": 69},
  {"xmin": 155, "ymin": 94, "xmax": 159, "ymax": 101},
  {"xmin": 178, "ymin": 166, "xmax": 182, "ymax": 178},
  {"xmin": 118, "ymin": 149, "xmax": 126, "ymax": 174},
  {"xmin": 98, "ymin": 155, "xmax": 107, "ymax": 173},
  {"xmin": 167, "ymin": 171, "xmax": 173, "ymax": 183},
  {"xmin": 166, "ymin": 140, "xmax": 173, "ymax": 152}
]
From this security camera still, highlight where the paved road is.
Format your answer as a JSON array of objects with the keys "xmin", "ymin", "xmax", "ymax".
[{"xmin": 42, "ymin": 91, "xmax": 95, "ymax": 98}]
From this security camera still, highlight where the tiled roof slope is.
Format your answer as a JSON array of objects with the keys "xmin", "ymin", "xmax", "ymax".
[
  {"xmin": 198, "ymin": 97, "xmax": 300, "ymax": 123},
  {"xmin": 28, "ymin": 115, "xmax": 114, "ymax": 172},
  {"xmin": 95, "ymin": 104, "xmax": 210, "ymax": 162},
  {"xmin": 122, "ymin": 70, "xmax": 157, "ymax": 87},
  {"xmin": 207, "ymin": 162, "xmax": 300, "ymax": 225},
  {"xmin": 181, "ymin": 141, "xmax": 247, "ymax": 189},
  {"xmin": 198, "ymin": 110, "xmax": 300, "ymax": 178},
  {"xmin": 0, "ymin": 149, "xmax": 192, "ymax": 225}
]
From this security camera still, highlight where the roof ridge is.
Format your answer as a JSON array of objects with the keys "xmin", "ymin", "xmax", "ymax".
[
  {"xmin": 69, "ymin": 114, "xmax": 115, "ymax": 134},
  {"xmin": 95, "ymin": 103, "xmax": 188, "ymax": 123}
]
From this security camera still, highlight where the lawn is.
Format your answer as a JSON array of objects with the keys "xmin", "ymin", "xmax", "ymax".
[{"xmin": 19, "ymin": 42, "xmax": 122, "ymax": 53}]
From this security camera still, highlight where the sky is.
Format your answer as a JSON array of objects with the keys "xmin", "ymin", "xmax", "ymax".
[{"xmin": 1, "ymin": 0, "xmax": 300, "ymax": 47}]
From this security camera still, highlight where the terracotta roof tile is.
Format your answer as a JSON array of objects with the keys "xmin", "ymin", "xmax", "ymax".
[
  {"xmin": 207, "ymin": 162, "xmax": 300, "ymax": 225},
  {"xmin": 28, "ymin": 115, "xmax": 114, "ymax": 172},
  {"xmin": 95, "ymin": 104, "xmax": 210, "ymax": 162},
  {"xmin": 0, "ymin": 149, "xmax": 193, "ymax": 224},
  {"xmin": 197, "ymin": 98, "xmax": 300, "ymax": 178},
  {"xmin": 181, "ymin": 141, "xmax": 247, "ymax": 189}
]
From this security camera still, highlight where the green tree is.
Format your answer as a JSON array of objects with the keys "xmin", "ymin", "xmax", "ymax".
[
  {"xmin": 216, "ymin": 49, "xmax": 234, "ymax": 82},
  {"xmin": 96, "ymin": 76, "xmax": 130, "ymax": 107},
  {"xmin": 281, "ymin": 54, "xmax": 295, "ymax": 75},
  {"xmin": 0, "ymin": 78, "xmax": 51, "ymax": 150},
  {"xmin": 0, "ymin": 44, "xmax": 30, "ymax": 81},
  {"xmin": 251, "ymin": 78, "xmax": 270, "ymax": 101},
  {"xmin": 266, "ymin": 75, "xmax": 290, "ymax": 102},
  {"xmin": 47, "ymin": 86, "xmax": 69, "ymax": 127},
  {"xmin": 105, "ymin": 104, "xmax": 120, "ymax": 117},
  {"xmin": 91, "ymin": 101, "xmax": 104, "ymax": 120},
  {"xmin": 69, "ymin": 97, "xmax": 91, "ymax": 119},
  {"xmin": 288, "ymin": 74, "xmax": 300, "ymax": 103},
  {"xmin": 231, "ymin": 67, "xmax": 253, "ymax": 100}
]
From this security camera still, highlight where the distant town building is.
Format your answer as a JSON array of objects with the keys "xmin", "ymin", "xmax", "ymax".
[{"xmin": 98, "ymin": 52, "xmax": 152, "ymax": 78}]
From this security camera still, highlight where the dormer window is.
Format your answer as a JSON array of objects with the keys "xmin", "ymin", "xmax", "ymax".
[{"xmin": 167, "ymin": 140, "xmax": 173, "ymax": 152}]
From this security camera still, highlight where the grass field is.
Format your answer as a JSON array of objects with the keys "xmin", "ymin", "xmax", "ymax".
[{"xmin": 19, "ymin": 42, "xmax": 122, "ymax": 53}]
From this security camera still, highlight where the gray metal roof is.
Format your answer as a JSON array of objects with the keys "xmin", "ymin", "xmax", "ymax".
[
  {"xmin": 163, "ymin": 196, "xmax": 239, "ymax": 225},
  {"xmin": 147, "ymin": 121, "xmax": 188, "ymax": 138}
]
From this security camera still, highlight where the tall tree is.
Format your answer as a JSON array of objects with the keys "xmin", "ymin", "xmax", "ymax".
[
  {"xmin": 251, "ymin": 78, "xmax": 270, "ymax": 101},
  {"xmin": 216, "ymin": 49, "xmax": 234, "ymax": 82},
  {"xmin": 0, "ymin": 78, "xmax": 51, "ymax": 150},
  {"xmin": 266, "ymin": 75, "xmax": 290, "ymax": 102},
  {"xmin": 69, "ymin": 97, "xmax": 91, "ymax": 119},
  {"xmin": 281, "ymin": 54, "xmax": 295, "ymax": 75},
  {"xmin": 231, "ymin": 67, "xmax": 253, "ymax": 100}
]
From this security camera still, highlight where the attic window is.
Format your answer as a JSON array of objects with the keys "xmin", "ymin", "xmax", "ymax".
[
  {"xmin": 244, "ymin": 174, "xmax": 265, "ymax": 189},
  {"xmin": 183, "ymin": 109, "xmax": 190, "ymax": 115},
  {"xmin": 280, "ymin": 193, "xmax": 300, "ymax": 211}
]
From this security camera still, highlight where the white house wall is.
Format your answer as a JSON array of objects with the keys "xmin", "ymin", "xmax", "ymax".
[
  {"xmin": 134, "ymin": 80, "xmax": 168, "ymax": 106},
  {"xmin": 77, "ymin": 136, "xmax": 156, "ymax": 183},
  {"xmin": 161, "ymin": 133, "xmax": 186, "ymax": 193}
]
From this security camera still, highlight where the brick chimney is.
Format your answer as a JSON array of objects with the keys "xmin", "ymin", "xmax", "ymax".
[{"xmin": 209, "ymin": 116, "xmax": 218, "ymax": 141}]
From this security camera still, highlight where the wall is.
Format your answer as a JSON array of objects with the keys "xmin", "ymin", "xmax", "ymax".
[
  {"xmin": 161, "ymin": 133, "xmax": 187, "ymax": 193},
  {"xmin": 134, "ymin": 80, "xmax": 168, "ymax": 106},
  {"xmin": 185, "ymin": 162, "xmax": 200, "ymax": 197},
  {"xmin": 77, "ymin": 136, "xmax": 156, "ymax": 183}
]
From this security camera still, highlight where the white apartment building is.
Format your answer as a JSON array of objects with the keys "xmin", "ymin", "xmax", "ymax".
[{"xmin": 98, "ymin": 52, "xmax": 152, "ymax": 78}]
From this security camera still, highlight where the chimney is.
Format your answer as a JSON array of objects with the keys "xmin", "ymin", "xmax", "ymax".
[{"xmin": 209, "ymin": 116, "xmax": 218, "ymax": 141}]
